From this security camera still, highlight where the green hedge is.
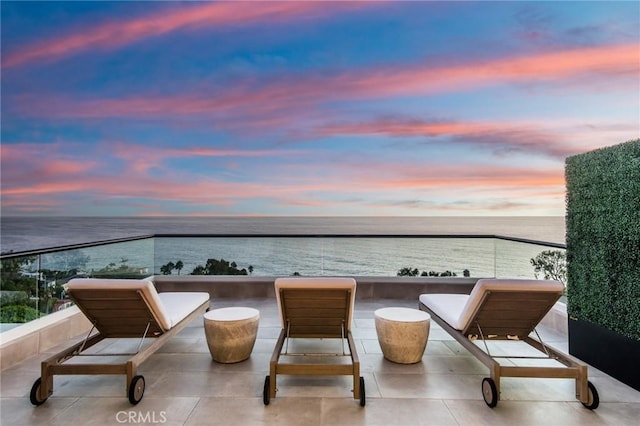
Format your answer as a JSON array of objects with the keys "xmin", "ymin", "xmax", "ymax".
[{"xmin": 565, "ymin": 139, "xmax": 640, "ymax": 340}]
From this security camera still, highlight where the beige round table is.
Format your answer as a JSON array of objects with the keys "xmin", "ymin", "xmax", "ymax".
[
  {"xmin": 204, "ymin": 307, "xmax": 260, "ymax": 363},
  {"xmin": 374, "ymin": 307, "xmax": 431, "ymax": 364}
]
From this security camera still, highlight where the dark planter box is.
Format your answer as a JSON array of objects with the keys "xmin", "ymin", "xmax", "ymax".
[{"xmin": 569, "ymin": 317, "xmax": 640, "ymax": 392}]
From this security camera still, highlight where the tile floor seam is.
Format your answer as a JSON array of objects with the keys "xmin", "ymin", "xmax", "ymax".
[
  {"xmin": 182, "ymin": 396, "xmax": 203, "ymax": 426},
  {"xmin": 442, "ymin": 399, "xmax": 465, "ymax": 426}
]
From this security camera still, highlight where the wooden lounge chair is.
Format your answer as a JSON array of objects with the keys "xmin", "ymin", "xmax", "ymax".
[
  {"xmin": 419, "ymin": 278, "xmax": 599, "ymax": 409},
  {"xmin": 29, "ymin": 278, "xmax": 210, "ymax": 406},
  {"xmin": 264, "ymin": 277, "xmax": 364, "ymax": 406}
]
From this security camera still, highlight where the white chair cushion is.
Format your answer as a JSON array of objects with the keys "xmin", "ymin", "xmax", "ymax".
[
  {"xmin": 158, "ymin": 292, "xmax": 210, "ymax": 329},
  {"xmin": 419, "ymin": 294, "xmax": 469, "ymax": 330}
]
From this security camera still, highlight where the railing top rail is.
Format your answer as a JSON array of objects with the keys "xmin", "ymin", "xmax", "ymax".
[
  {"xmin": 0, "ymin": 235, "xmax": 154, "ymax": 259},
  {"xmin": 0, "ymin": 233, "xmax": 565, "ymax": 259},
  {"xmin": 154, "ymin": 233, "xmax": 566, "ymax": 248}
]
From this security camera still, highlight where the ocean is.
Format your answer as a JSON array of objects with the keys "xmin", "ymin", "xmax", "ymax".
[
  {"xmin": 0, "ymin": 216, "xmax": 565, "ymax": 253},
  {"xmin": 0, "ymin": 217, "xmax": 565, "ymax": 279}
]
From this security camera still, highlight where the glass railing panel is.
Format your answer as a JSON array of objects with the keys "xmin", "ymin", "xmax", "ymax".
[
  {"xmin": 494, "ymin": 238, "xmax": 567, "ymax": 284},
  {"xmin": 0, "ymin": 238, "xmax": 155, "ymax": 330},
  {"xmin": 319, "ymin": 237, "xmax": 496, "ymax": 277},
  {"xmin": 153, "ymin": 237, "xmax": 324, "ymax": 276},
  {"xmin": 154, "ymin": 236, "xmax": 499, "ymax": 277},
  {"xmin": 41, "ymin": 238, "xmax": 155, "ymax": 279},
  {"xmin": 0, "ymin": 254, "xmax": 39, "ymax": 331}
]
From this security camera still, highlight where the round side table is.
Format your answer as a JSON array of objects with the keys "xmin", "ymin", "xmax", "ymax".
[
  {"xmin": 374, "ymin": 307, "xmax": 431, "ymax": 364},
  {"xmin": 204, "ymin": 307, "xmax": 260, "ymax": 363}
]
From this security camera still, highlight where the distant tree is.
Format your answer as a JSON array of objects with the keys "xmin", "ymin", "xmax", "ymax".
[
  {"xmin": 397, "ymin": 267, "xmax": 420, "ymax": 277},
  {"xmin": 399, "ymin": 267, "xmax": 462, "ymax": 277},
  {"xmin": 421, "ymin": 270, "xmax": 457, "ymax": 277},
  {"xmin": 0, "ymin": 256, "xmax": 38, "ymax": 295},
  {"xmin": 531, "ymin": 250, "xmax": 567, "ymax": 285},
  {"xmin": 0, "ymin": 305, "xmax": 40, "ymax": 323},
  {"xmin": 0, "ymin": 291, "xmax": 28, "ymax": 307},
  {"xmin": 190, "ymin": 258, "xmax": 248, "ymax": 275},
  {"xmin": 463, "ymin": 269, "xmax": 470, "ymax": 277},
  {"xmin": 248, "ymin": 265, "xmax": 254, "ymax": 275},
  {"xmin": 160, "ymin": 262, "xmax": 175, "ymax": 275},
  {"xmin": 160, "ymin": 260, "xmax": 184, "ymax": 275},
  {"xmin": 191, "ymin": 265, "xmax": 206, "ymax": 275}
]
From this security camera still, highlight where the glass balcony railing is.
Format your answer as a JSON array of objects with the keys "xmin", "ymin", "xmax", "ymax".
[{"xmin": 0, "ymin": 234, "xmax": 565, "ymax": 331}]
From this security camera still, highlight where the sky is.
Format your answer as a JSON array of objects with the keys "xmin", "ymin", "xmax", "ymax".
[{"xmin": 1, "ymin": 1, "xmax": 639, "ymax": 217}]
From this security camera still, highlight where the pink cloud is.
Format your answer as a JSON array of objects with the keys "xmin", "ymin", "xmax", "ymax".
[
  {"xmin": 0, "ymin": 143, "xmax": 98, "ymax": 185},
  {"xmin": 107, "ymin": 141, "xmax": 305, "ymax": 173},
  {"xmin": 313, "ymin": 117, "xmax": 591, "ymax": 159},
  {"xmin": 11, "ymin": 42, "xmax": 638, "ymax": 131},
  {"xmin": 268, "ymin": 162, "xmax": 565, "ymax": 214},
  {"xmin": 3, "ymin": 2, "xmax": 372, "ymax": 69},
  {"xmin": 373, "ymin": 165, "xmax": 564, "ymax": 191},
  {"xmin": 1, "ymin": 141, "xmax": 316, "ymax": 211},
  {"xmin": 0, "ymin": 140, "xmax": 567, "ymax": 216},
  {"xmin": 2, "ymin": 150, "xmax": 558, "ymax": 201},
  {"xmin": 253, "ymin": 157, "xmax": 565, "ymax": 196},
  {"xmin": 304, "ymin": 42, "xmax": 639, "ymax": 101}
]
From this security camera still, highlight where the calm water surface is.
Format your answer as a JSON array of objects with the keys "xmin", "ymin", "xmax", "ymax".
[{"xmin": 0, "ymin": 216, "xmax": 565, "ymax": 253}]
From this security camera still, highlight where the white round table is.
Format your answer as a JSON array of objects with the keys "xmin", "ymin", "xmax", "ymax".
[
  {"xmin": 204, "ymin": 307, "xmax": 260, "ymax": 363},
  {"xmin": 374, "ymin": 307, "xmax": 431, "ymax": 364}
]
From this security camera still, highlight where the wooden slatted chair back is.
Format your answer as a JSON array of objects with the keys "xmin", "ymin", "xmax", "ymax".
[
  {"xmin": 69, "ymin": 288, "xmax": 164, "ymax": 338},
  {"xmin": 462, "ymin": 289, "xmax": 562, "ymax": 339},
  {"xmin": 279, "ymin": 288, "xmax": 352, "ymax": 338}
]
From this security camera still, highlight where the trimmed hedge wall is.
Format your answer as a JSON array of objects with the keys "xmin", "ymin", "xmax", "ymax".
[{"xmin": 565, "ymin": 139, "xmax": 640, "ymax": 340}]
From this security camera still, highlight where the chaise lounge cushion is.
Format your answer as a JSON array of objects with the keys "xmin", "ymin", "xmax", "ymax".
[
  {"xmin": 158, "ymin": 291, "xmax": 210, "ymax": 328},
  {"xmin": 419, "ymin": 279, "xmax": 564, "ymax": 331}
]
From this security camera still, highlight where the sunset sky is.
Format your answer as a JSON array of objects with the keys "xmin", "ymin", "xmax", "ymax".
[{"xmin": 1, "ymin": 1, "xmax": 639, "ymax": 217}]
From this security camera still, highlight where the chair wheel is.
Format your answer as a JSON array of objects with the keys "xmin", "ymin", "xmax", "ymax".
[
  {"xmin": 30, "ymin": 378, "xmax": 48, "ymax": 406},
  {"xmin": 482, "ymin": 377, "xmax": 498, "ymax": 408},
  {"xmin": 359, "ymin": 376, "xmax": 366, "ymax": 407},
  {"xmin": 128, "ymin": 375, "xmax": 145, "ymax": 405},
  {"xmin": 581, "ymin": 381, "xmax": 599, "ymax": 410},
  {"xmin": 263, "ymin": 375, "xmax": 270, "ymax": 405}
]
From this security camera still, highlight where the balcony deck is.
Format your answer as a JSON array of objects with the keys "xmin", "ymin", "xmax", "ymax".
[{"xmin": 2, "ymin": 297, "xmax": 640, "ymax": 425}]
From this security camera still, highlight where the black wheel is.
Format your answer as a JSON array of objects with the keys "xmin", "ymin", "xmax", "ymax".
[
  {"xmin": 481, "ymin": 377, "xmax": 498, "ymax": 408},
  {"xmin": 263, "ymin": 375, "xmax": 270, "ymax": 405},
  {"xmin": 128, "ymin": 375, "xmax": 145, "ymax": 405},
  {"xmin": 581, "ymin": 381, "xmax": 599, "ymax": 410},
  {"xmin": 30, "ymin": 377, "xmax": 48, "ymax": 406},
  {"xmin": 359, "ymin": 376, "xmax": 366, "ymax": 407}
]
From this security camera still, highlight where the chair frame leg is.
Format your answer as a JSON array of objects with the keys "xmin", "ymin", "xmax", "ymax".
[
  {"xmin": 419, "ymin": 302, "xmax": 591, "ymax": 405},
  {"xmin": 267, "ymin": 328, "xmax": 362, "ymax": 402},
  {"xmin": 33, "ymin": 301, "xmax": 208, "ymax": 404}
]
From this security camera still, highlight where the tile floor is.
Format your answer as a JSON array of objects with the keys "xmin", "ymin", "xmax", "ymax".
[{"xmin": 1, "ymin": 298, "xmax": 640, "ymax": 426}]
